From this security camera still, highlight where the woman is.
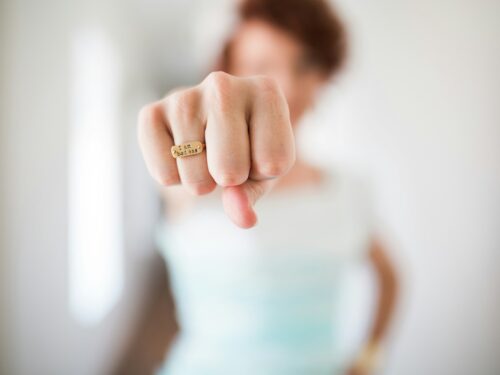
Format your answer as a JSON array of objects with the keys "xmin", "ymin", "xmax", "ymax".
[{"xmin": 138, "ymin": 0, "xmax": 398, "ymax": 374}]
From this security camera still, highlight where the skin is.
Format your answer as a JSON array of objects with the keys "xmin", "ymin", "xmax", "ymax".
[
  {"xmin": 138, "ymin": 19, "xmax": 398, "ymax": 375},
  {"xmin": 138, "ymin": 70, "xmax": 293, "ymax": 228}
]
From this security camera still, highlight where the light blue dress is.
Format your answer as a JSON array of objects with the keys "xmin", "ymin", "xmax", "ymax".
[{"xmin": 155, "ymin": 169, "xmax": 373, "ymax": 375}]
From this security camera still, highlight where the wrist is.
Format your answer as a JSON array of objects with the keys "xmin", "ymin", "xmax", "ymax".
[{"xmin": 352, "ymin": 340, "xmax": 384, "ymax": 374}]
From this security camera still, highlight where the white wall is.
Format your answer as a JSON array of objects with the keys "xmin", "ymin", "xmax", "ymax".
[
  {"xmin": 0, "ymin": 0, "xmax": 162, "ymax": 374},
  {"xmin": 1, "ymin": 0, "xmax": 499, "ymax": 374},
  {"xmin": 0, "ymin": 0, "xmax": 9, "ymax": 371},
  {"xmin": 324, "ymin": 1, "xmax": 500, "ymax": 374}
]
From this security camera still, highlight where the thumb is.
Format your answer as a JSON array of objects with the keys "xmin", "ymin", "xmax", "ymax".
[{"xmin": 221, "ymin": 178, "xmax": 277, "ymax": 229}]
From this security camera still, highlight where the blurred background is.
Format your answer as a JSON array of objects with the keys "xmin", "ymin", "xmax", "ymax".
[{"xmin": 1, "ymin": 0, "xmax": 499, "ymax": 374}]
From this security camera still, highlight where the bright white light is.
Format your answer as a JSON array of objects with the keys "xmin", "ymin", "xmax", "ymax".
[{"xmin": 68, "ymin": 29, "xmax": 124, "ymax": 325}]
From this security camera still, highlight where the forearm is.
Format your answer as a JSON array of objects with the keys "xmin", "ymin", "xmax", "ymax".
[
  {"xmin": 368, "ymin": 239, "xmax": 398, "ymax": 343},
  {"xmin": 349, "ymin": 239, "xmax": 399, "ymax": 375}
]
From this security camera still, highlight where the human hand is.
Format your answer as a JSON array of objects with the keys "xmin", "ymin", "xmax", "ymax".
[{"xmin": 138, "ymin": 71, "xmax": 295, "ymax": 228}]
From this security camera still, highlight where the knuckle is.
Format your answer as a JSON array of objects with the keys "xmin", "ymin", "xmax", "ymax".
[
  {"xmin": 167, "ymin": 89, "xmax": 201, "ymax": 124},
  {"xmin": 204, "ymin": 71, "xmax": 234, "ymax": 111},
  {"xmin": 184, "ymin": 179, "xmax": 216, "ymax": 196},
  {"xmin": 205, "ymin": 71, "xmax": 232, "ymax": 91},
  {"xmin": 252, "ymin": 76, "xmax": 287, "ymax": 112},
  {"xmin": 256, "ymin": 158, "xmax": 291, "ymax": 177},
  {"xmin": 138, "ymin": 102, "xmax": 163, "ymax": 128},
  {"xmin": 157, "ymin": 172, "xmax": 179, "ymax": 187},
  {"xmin": 137, "ymin": 103, "xmax": 166, "ymax": 147},
  {"xmin": 213, "ymin": 171, "xmax": 248, "ymax": 187},
  {"xmin": 253, "ymin": 75, "xmax": 280, "ymax": 94}
]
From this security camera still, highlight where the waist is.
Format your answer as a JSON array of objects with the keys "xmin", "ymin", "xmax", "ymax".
[
  {"xmin": 160, "ymin": 332, "xmax": 342, "ymax": 375},
  {"xmin": 175, "ymin": 289, "xmax": 338, "ymax": 337}
]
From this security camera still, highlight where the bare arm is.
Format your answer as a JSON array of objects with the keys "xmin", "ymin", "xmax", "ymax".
[
  {"xmin": 368, "ymin": 238, "xmax": 398, "ymax": 344},
  {"xmin": 348, "ymin": 237, "xmax": 399, "ymax": 375}
]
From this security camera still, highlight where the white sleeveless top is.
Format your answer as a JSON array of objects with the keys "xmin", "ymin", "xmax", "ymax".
[{"xmin": 155, "ymin": 168, "xmax": 374, "ymax": 375}]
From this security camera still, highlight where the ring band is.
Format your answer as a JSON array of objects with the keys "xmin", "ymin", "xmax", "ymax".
[{"xmin": 171, "ymin": 141, "xmax": 205, "ymax": 159}]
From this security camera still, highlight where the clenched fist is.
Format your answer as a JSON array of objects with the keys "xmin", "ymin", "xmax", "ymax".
[{"xmin": 138, "ymin": 71, "xmax": 295, "ymax": 228}]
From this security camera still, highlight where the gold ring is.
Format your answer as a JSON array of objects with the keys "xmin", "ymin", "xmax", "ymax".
[{"xmin": 171, "ymin": 141, "xmax": 205, "ymax": 159}]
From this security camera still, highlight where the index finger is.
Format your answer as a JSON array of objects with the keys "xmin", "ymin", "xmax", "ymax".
[{"xmin": 137, "ymin": 102, "xmax": 180, "ymax": 186}]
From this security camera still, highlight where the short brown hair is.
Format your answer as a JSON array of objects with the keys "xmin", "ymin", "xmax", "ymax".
[{"xmin": 218, "ymin": 0, "xmax": 347, "ymax": 78}]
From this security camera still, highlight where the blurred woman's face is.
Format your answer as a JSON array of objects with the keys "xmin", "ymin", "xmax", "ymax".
[{"xmin": 229, "ymin": 20, "xmax": 327, "ymax": 125}]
